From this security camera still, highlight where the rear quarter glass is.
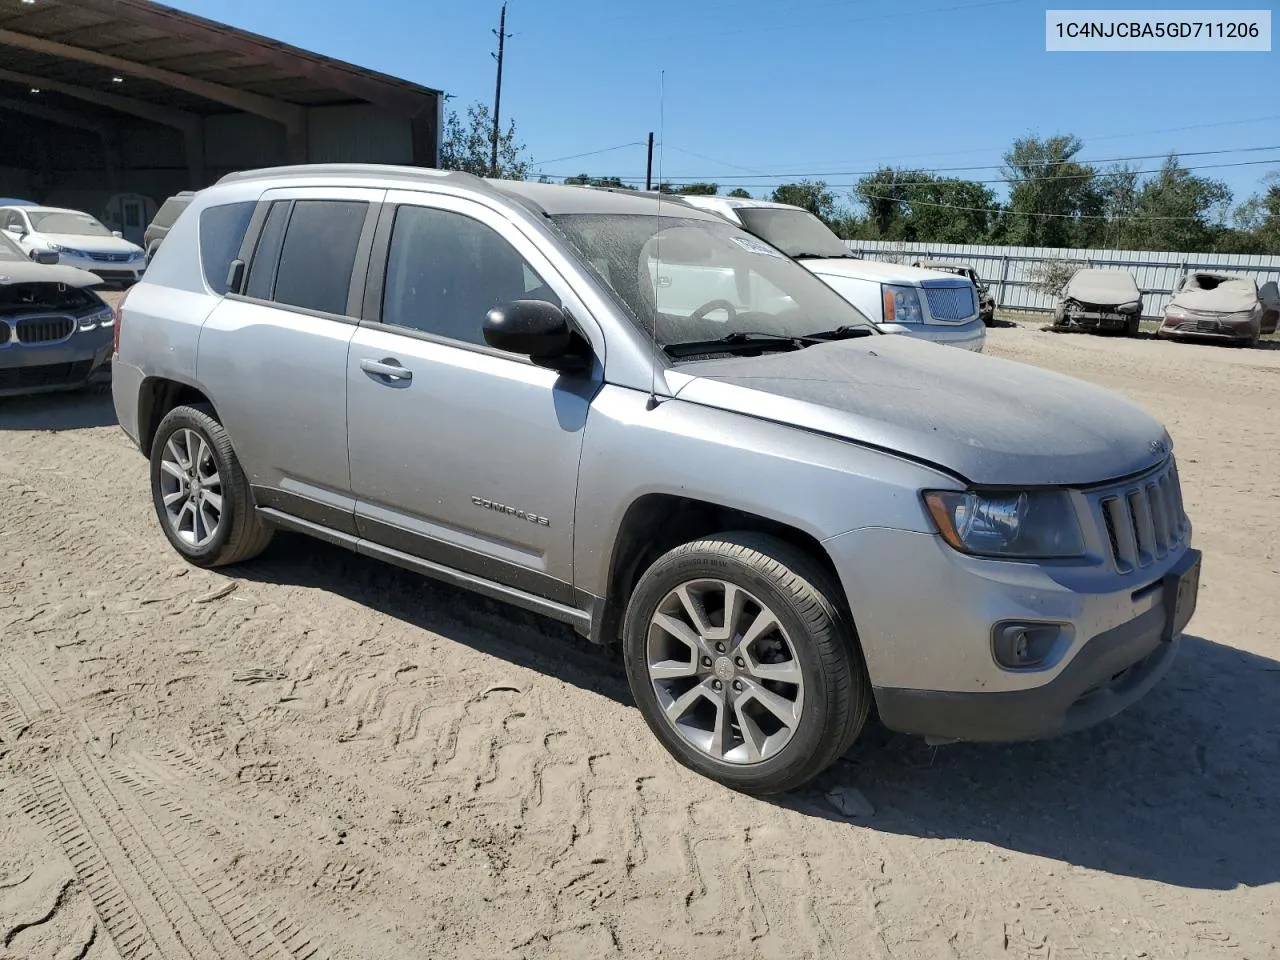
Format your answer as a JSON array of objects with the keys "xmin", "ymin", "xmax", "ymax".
[{"xmin": 198, "ymin": 201, "xmax": 256, "ymax": 295}]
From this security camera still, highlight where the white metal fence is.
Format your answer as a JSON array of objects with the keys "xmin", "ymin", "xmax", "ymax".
[{"xmin": 843, "ymin": 240, "xmax": 1280, "ymax": 319}]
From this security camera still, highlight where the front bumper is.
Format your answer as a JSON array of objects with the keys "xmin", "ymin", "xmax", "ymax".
[
  {"xmin": 45, "ymin": 251, "xmax": 143, "ymax": 284},
  {"xmin": 1057, "ymin": 309, "xmax": 1135, "ymax": 331},
  {"xmin": 893, "ymin": 317, "xmax": 986, "ymax": 352},
  {"xmin": 1159, "ymin": 316, "xmax": 1257, "ymax": 342},
  {"xmin": 875, "ymin": 603, "xmax": 1181, "ymax": 742},
  {"xmin": 825, "ymin": 524, "xmax": 1199, "ymax": 743},
  {"xmin": 0, "ymin": 327, "xmax": 113, "ymax": 397}
]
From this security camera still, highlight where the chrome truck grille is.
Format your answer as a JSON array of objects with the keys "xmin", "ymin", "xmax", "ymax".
[
  {"xmin": 1093, "ymin": 459, "xmax": 1188, "ymax": 573},
  {"xmin": 922, "ymin": 283, "xmax": 977, "ymax": 321}
]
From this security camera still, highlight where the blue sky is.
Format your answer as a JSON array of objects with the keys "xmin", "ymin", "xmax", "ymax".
[{"xmin": 167, "ymin": 0, "xmax": 1278, "ymax": 207}]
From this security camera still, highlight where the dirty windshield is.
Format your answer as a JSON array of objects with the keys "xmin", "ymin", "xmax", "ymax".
[
  {"xmin": 551, "ymin": 213, "xmax": 873, "ymax": 349},
  {"xmin": 27, "ymin": 211, "xmax": 113, "ymax": 236},
  {"xmin": 734, "ymin": 206, "xmax": 850, "ymax": 259}
]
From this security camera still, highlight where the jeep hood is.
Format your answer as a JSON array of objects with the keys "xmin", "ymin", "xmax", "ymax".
[{"xmin": 672, "ymin": 335, "xmax": 1170, "ymax": 486}]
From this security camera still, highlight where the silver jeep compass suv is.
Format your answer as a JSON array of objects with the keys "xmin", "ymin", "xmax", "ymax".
[{"xmin": 113, "ymin": 165, "xmax": 1201, "ymax": 794}]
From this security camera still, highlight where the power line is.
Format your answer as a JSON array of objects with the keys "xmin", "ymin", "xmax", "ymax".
[
  {"xmin": 529, "ymin": 156, "xmax": 1280, "ymax": 190},
  {"xmin": 532, "ymin": 143, "xmax": 1280, "ymax": 184},
  {"xmin": 528, "ymin": 141, "xmax": 646, "ymax": 166},
  {"xmin": 661, "ymin": 144, "xmax": 773, "ymax": 177},
  {"xmin": 714, "ymin": 113, "xmax": 1280, "ymax": 172}
]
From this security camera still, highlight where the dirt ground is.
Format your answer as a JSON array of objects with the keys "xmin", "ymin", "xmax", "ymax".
[{"xmin": 1, "ymin": 322, "xmax": 1277, "ymax": 960}]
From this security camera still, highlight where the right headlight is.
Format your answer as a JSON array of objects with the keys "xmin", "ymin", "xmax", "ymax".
[
  {"xmin": 923, "ymin": 489, "xmax": 1086, "ymax": 559},
  {"xmin": 882, "ymin": 284, "xmax": 924, "ymax": 324}
]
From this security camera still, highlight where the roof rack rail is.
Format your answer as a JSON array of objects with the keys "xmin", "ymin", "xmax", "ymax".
[{"xmin": 216, "ymin": 163, "xmax": 486, "ymax": 187}]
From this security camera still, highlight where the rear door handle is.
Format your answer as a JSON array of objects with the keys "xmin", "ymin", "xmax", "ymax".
[{"xmin": 360, "ymin": 358, "xmax": 413, "ymax": 383}]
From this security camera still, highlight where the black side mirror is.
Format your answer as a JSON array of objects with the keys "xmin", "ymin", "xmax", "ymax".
[
  {"xmin": 483, "ymin": 300, "xmax": 586, "ymax": 371},
  {"xmin": 32, "ymin": 249, "xmax": 59, "ymax": 265}
]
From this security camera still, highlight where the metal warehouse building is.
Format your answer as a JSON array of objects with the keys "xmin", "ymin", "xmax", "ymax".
[{"xmin": 0, "ymin": 0, "xmax": 443, "ymax": 244}]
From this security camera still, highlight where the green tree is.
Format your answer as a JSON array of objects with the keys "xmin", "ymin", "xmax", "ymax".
[
  {"xmin": 854, "ymin": 168, "xmax": 916, "ymax": 237},
  {"xmin": 1216, "ymin": 174, "xmax": 1279, "ymax": 254},
  {"xmin": 563, "ymin": 173, "xmax": 635, "ymax": 189},
  {"xmin": 656, "ymin": 182, "xmax": 720, "ymax": 195},
  {"xmin": 853, "ymin": 168, "xmax": 994, "ymax": 243},
  {"xmin": 770, "ymin": 180, "xmax": 836, "ymax": 221},
  {"xmin": 727, "ymin": 187, "xmax": 752, "ymax": 199},
  {"xmin": 439, "ymin": 101, "xmax": 530, "ymax": 180},
  {"xmin": 1002, "ymin": 135, "xmax": 1102, "ymax": 247},
  {"xmin": 1115, "ymin": 156, "xmax": 1231, "ymax": 252}
]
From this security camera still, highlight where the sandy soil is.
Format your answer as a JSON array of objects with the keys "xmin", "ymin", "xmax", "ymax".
[{"xmin": 1, "ymin": 322, "xmax": 1277, "ymax": 960}]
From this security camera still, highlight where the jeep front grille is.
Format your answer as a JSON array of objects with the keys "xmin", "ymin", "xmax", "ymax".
[
  {"xmin": 922, "ymin": 284, "xmax": 977, "ymax": 321},
  {"xmin": 1095, "ymin": 459, "xmax": 1187, "ymax": 573},
  {"xmin": 15, "ymin": 315, "xmax": 75, "ymax": 344}
]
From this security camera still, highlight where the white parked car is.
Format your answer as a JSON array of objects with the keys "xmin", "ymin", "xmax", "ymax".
[
  {"xmin": 1, "ymin": 205, "xmax": 146, "ymax": 287},
  {"xmin": 676, "ymin": 196, "xmax": 986, "ymax": 352}
]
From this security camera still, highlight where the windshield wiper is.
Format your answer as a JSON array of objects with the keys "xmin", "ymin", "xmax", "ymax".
[
  {"xmin": 663, "ymin": 331, "xmax": 813, "ymax": 359},
  {"xmin": 803, "ymin": 325, "xmax": 877, "ymax": 341},
  {"xmin": 791, "ymin": 252, "xmax": 857, "ymax": 260}
]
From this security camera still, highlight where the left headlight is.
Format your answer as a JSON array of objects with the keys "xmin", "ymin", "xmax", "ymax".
[
  {"xmin": 923, "ymin": 489, "xmax": 1086, "ymax": 559},
  {"xmin": 78, "ymin": 307, "xmax": 114, "ymax": 331},
  {"xmin": 882, "ymin": 284, "xmax": 925, "ymax": 324}
]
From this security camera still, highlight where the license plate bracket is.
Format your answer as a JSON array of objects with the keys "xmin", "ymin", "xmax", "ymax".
[{"xmin": 1161, "ymin": 550, "xmax": 1201, "ymax": 642}]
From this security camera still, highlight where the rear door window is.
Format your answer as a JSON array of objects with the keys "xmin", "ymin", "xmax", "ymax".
[
  {"xmin": 244, "ymin": 201, "xmax": 291, "ymax": 301},
  {"xmin": 198, "ymin": 201, "xmax": 256, "ymax": 295},
  {"xmin": 271, "ymin": 200, "xmax": 368, "ymax": 317}
]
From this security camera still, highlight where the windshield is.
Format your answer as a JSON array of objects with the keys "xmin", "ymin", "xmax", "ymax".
[
  {"xmin": 0, "ymin": 230, "xmax": 25, "ymax": 261},
  {"xmin": 27, "ymin": 211, "xmax": 113, "ymax": 237},
  {"xmin": 734, "ymin": 207, "xmax": 850, "ymax": 259},
  {"xmin": 550, "ymin": 213, "xmax": 874, "ymax": 350}
]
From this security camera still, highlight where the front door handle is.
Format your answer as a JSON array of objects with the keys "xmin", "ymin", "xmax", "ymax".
[{"xmin": 360, "ymin": 358, "xmax": 413, "ymax": 383}]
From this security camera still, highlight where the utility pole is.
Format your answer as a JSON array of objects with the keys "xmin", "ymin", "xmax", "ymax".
[
  {"xmin": 645, "ymin": 132, "xmax": 654, "ymax": 191},
  {"xmin": 490, "ymin": 3, "xmax": 510, "ymax": 178}
]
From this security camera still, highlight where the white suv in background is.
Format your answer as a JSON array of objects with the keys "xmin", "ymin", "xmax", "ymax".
[{"xmin": 677, "ymin": 196, "xmax": 985, "ymax": 352}]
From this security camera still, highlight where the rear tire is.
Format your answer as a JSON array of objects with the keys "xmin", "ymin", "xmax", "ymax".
[
  {"xmin": 149, "ymin": 404, "xmax": 273, "ymax": 567},
  {"xmin": 622, "ymin": 532, "xmax": 870, "ymax": 795}
]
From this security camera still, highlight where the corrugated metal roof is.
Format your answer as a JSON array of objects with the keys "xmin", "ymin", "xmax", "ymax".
[{"xmin": 0, "ymin": 0, "xmax": 440, "ymax": 116}]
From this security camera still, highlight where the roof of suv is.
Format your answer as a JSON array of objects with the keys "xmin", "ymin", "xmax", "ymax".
[{"xmin": 213, "ymin": 164, "xmax": 727, "ymax": 221}]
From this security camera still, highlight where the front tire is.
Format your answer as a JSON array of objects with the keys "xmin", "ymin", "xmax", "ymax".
[
  {"xmin": 149, "ymin": 405, "xmax": 273, "ymax": 567},
  {"xmin": 622, "ymin": 532, "xmax": 870, "ymax": 795}
]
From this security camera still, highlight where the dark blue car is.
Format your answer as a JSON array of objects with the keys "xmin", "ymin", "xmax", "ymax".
[{"xmin": 1, "ymin": 229, "xmax": 115, "ymax": 397}]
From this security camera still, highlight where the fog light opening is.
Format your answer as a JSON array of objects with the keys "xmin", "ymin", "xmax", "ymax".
[{"xmin": 992, "ymin": 622, "xmax": 1065, "ymax": 670}]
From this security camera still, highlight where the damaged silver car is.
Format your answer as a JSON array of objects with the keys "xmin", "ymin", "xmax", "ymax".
[
  {"xmin": 1053, "ymin": 268, "xmax": 1144, "ymax": 337},
  {"xmin": 1157, "ymin": 271, "xmax": 1279, "ymax": 347}
]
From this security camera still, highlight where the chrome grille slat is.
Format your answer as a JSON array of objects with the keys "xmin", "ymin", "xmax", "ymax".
[
  {"xmin": 0, "ymin": 321, "xmax": 9, "ymax": 346},
  {"xmin": 1102, "ymin": 497, "xmax": 1136, "ymax": 572},
  {"xmin": 1148, "ymin": 482, "xmax": 1170, "ymax": 555},
  {"xmin": 1092, "ymin": 458, "xmax": 1187, "ymax": 573}
]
